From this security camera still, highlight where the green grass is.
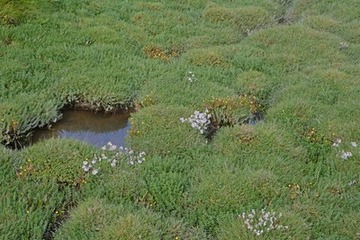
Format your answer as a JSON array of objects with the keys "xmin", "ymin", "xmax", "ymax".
[{"xmin": 1, "ymin": 0, "xmax": 360, "ymax": 238}]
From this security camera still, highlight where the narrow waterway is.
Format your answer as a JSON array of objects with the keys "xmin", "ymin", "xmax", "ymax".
[{"xmin": 31, "ymin": 110, "xmax": 131, "ymax": 147}]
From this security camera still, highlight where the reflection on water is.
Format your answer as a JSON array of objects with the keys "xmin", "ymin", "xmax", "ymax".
[{"xmin": 32, "ymin": 110, "xmax": 131, "ymax": 147}]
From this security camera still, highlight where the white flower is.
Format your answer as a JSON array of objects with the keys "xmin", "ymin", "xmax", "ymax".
[
  {"xmin": 183, "ymin": 109, "xmax": 211, "ymax": 134},
  {"xmin": 180, "ymin": 117, "xmax": 187, "ymax": 123},
  {"xmin": 348, "ymin": 180, "xmax": 357, "ymax": 186},
  {"xmin": 241, "ymin": 209, "xmax": 288, "ymax": 236},
  {"xmin": 83, "ymin": 145, "xmax": 147, "ymax": 173},
  {"xmin": 186, "ymin": 71, "xmax": 196, "ymax": 83},
  {"xmin": 351, "ymin": 142, "xmax": 357, "ymax": 147},
  {"xmin": 341, "ymin": 151, "xmax": 352, "ymax": 160},
  {"xmin": 332, "ymin": 138, "xmax": 342, "ymax": 147},
  {"xmin": 91, "ymin": 169, "xmax": 99, "ymax": 175}
]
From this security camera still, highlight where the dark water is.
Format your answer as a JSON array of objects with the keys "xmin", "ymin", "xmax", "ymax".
[{"xmin": 31, "ymin": 110, "xmax": 131, "ymax": 147}]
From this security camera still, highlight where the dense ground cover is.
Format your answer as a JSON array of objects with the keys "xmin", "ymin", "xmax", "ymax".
[{"xmin": 1, "ymin": 0, "xmax": 360, "ymax": 238}]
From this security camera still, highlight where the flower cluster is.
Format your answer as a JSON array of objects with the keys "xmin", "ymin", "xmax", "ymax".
[
  {"xmin": 339, "ymin": 41, "xmax": 349, "ymax": 50},
  {"xmin": 180, "ymin": 109, "xmax": 211, "ymax": 134},
  {"xmin": 240, "ymin": 209, "xmax": 288, "ymax": 236},
  {"xmin": 82, "ymin": 142, "xmax": 146, "ymax": 175},
  {"xmin": 186, "ymin": 71, "xmax": 196, "ymax": 84},
  {"xmin": 340, "ymin": 150, "xmax": 352, "ymax": 160},
  {"xmin": 332, "ymin": 138, "xmax": 342, "ymax": 147},
  {"xmin": 348, "ymin": 180, "xmax": 357, "ymax": 186},
  {"xmin": 82, "ymin": 159, "xmax": 99, "ymax": 175},
  {"xmin": 332, "ymin": 138, "xmax": 357, "ymax": 160}
]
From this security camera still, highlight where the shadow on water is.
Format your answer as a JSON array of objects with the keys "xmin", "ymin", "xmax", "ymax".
[{"xmin": 31, "ymin": 110, "xmax": 131, "ymax": 147}]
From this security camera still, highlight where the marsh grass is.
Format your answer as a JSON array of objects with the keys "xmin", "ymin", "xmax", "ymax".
[
  {"xmin": 0, "ymin": 0, "xmax": 60, "ymax": 25},
  {"xmin": 1, "ymin": 0, "xmax": 360, "ymax": 238}
]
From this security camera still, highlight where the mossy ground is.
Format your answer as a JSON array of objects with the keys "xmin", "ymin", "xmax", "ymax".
[{"xmin": 1, "ymin": 0, "xmax": 360, "ymax": 238}]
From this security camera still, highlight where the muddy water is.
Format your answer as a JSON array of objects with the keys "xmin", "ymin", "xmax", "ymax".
[{"xmin": 31, "ymin": 110, "xmax": 131, "ymax": 147}]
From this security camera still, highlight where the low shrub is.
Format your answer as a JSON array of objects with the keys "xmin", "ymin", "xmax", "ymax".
[
  {"xmin": 184, "ymin": 156, "xmax": 283, "ymax": 235},
  {"xmin": 54, "ymin": 198, "xmax": 207, "ymax": 239},
  {"xmin": 203, "ymin": 5, "xmax": 274, "ymax": 33},
  {"xmin": 216, "ymin": 208, "xmax": 310, "ymax": 239},
  {"xmin": 19, "ymin": 138, "xmax": 94, "ymax": 187},
  {"xmin": 138, "ymin": 155, "xmax": 195, "ymax": 216},
  {"xmin": 128, "ymin": 105, "xmax": 206, "ymax": 156},
  {"xmin": 184, "ymin": 47, "xmax": 232, "ymax": 67},
  {"xmin": 0, "ymin": 0, "xmax": 60, "ymax": 25},
  {"xmin": 0, "ymin": 147, "xmax": 81, "ymax": 239}
]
